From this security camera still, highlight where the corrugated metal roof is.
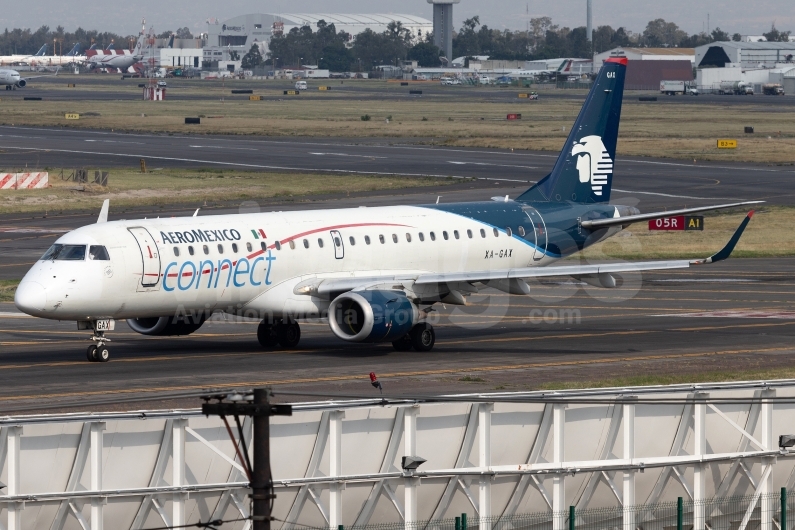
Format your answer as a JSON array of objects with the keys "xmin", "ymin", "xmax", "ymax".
[
  {"xmin": 706, "ymin": 41, "xmax": 795, "ymax": 50},
  {"xmin": 619, "ymin": 47, "xmax": 696, "ymax": 56}
]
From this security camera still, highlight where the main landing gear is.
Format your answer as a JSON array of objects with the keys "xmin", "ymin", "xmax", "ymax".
[
  {"xmin": 257, "ymin": 319, "xmax": 301, "ymax": 349},
  {"xmin": 392, "ymin": 323, "xmax": 436, "ymax": 352},
  {"xmin": 86, "ymin": 330, "xmax": 110, "ymax": 362}
]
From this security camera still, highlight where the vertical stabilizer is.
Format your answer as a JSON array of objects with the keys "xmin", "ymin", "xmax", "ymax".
[{"xmin": 517, "ymin": 57, "xmax": 627, "ymax": 204}]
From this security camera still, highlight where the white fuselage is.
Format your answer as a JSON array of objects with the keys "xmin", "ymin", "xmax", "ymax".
[
  {"xmin": 14, "ymin": 205, "xmax": 556, "ymax": 322},
  {"xmin": 0, "ymin": 69, "xmax": 22, "ymax": 86}
]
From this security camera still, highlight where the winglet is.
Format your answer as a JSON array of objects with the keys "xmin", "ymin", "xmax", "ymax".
[
  {"xmin": 97, "ymin": 199, "xmax": 109, "ymax": 223},
  {"xmin": 193, "ymin": 208, "xmax": 200, "ymax": 217},
  {"xmin": 691, "ymin": 211, "xmax": 754, "ymax": 265}
]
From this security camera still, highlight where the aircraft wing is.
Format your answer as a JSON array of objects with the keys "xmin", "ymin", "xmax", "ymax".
[
  {"xmin": 295, "ymin": 211, "xmax": 754, "ymax": 299},
  {"xmin": 23, "ymin": 67, "xmax": 60, "ymax": 80},
  {"xmin": 581, "ymin": 201, "xmax": 762, "ymax": 229}
]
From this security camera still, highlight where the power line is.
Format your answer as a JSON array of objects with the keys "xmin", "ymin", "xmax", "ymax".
[{"xmin": 143, "ymin": 516, "xmax": 250, "ymax": 530}]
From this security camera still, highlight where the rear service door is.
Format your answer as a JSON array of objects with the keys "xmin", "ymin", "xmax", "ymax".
[
  {"xmin": 330, "ymin": 230, "xmax": 344, "ymax": 259},
  {"xmin": 128, "ymin": 227, "xmax": 161, "ymax": 288},
  {"xmin": 522, "ymin": 207, "xmax": 548, "ymax": 261}
]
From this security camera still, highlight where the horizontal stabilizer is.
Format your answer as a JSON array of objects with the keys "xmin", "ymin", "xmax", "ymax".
[{"xmin": 580, "ymin": 201, "xmax": 763, "ymax": 229}]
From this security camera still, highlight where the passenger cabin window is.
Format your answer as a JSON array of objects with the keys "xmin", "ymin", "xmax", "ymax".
[
  {"xmin": 406, "ymin": 233, "xmax": 412, "ymax": 243},
  {"xmin": 349, "ymin": 236, "xmax": 356, "ymax": 245},
  {"xmin": 260, "ymin": 242, "xmax": 267, "ymax": 251},
  {"xmin": 217, "ymin": 244, "xmax": 224, "ymax": 253},
  {"xmin": 334, "ymin": 237, "xmax": 341, "ymax": 248},
  {"xmin": 453, "ymin": 230, "xmax": 460, "ymax": 239},
  {"xmin": 173, "ymin": 247, "xmax": 180, "ymax": 257},
  {"xmin": 232, "ymin": 243, "xmax": 238, "ymax": 253},
  {"xmin": 365, "ymin": 235, "xmax": 371, "ymax": 245},
  {"xmin": 303, "ymin": 239, "xmax": 309, "ymax": 249},
  {"xmin": 418, "ymin": 232, "xmax": 425, "ymax": 242},
  {"xmin": 392, "ymin": 234, "xmax": 398, "ymax": 243},
  {"xmin": 275, "ymin": 241, "xmax": 282, "ymax": 250},
  {"xmin": 379, "ymin": 235, "xmax": 385, "ymax": 244},
  {"xmin": 188, "ymin": 246, "xmax": 195, "ymax": 256},
  {"xmin": 41, "ymin": 244, "xmax": 87, "ymax": 261},
  {"xmin": 89, "ymin": 245, "xmax": 110, "ymax": 260},
  {"xmin": 443, "ymin": 231, "xmax": 449, "ymax": 240},
  {"xmin": 247, "ymin": 242, "xmax": 253, "ymax": 252},
  {"xmin": 467, "ymin": 229, "xmax": 473, "ymax": 239},
  {"xmin": 289, "ymin": 240, "xmax": 296, "ymax": 250},
  {"xmin": 492, "ymin": 228, "xmax": 498, "ymax": 237},
  {"xmin": 430, "ymin": 232, "xmax": 436, "ymax": 241},
  {"xmin": 318, "ymin": 238, "xmax": 324, "ymax": 248},
  {"xmin": 518, "ymin": 226, "xmax": 526, "ymax": 237},
  {"xmin": 203, "ymin": 245, "xmax": 209, "ymax": 255},
  {"xmin": 506, "ymin": 227, "xmax": 513, "ymax": 237},
  {"xmin": 481, "ymin": 229, "xmax": 487, "ymax": 238}
]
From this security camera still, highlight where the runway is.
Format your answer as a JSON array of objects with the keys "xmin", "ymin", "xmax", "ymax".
[
  {"xmin": 0, "ymin": 257, "xmax": 792, "ymax": 412},
  {"xmin": 0, "ymin": 125, "xmax": 791, "ymax": 204}
]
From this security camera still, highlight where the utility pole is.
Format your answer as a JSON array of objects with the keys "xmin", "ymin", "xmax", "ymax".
[{"xmin": 202, "ymin": 389, "xmax": 292, "ymax": 530}]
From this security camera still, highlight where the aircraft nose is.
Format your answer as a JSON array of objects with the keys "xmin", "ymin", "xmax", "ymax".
[{"xmin": 14, "ymin": 280, "xmax": 47, "ymax": 315}]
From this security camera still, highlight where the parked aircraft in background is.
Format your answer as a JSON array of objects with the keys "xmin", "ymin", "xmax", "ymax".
[
  {"xmin": 14, "ymin": 57, "xmax": 761, "ymax": 362},
  {"xmin": 86, "ymin": 32, "xmax": 147, "ymax": 72},
  {"xmin": 0, "ymin": 44, "xmax": 47, "ymax": 66}
]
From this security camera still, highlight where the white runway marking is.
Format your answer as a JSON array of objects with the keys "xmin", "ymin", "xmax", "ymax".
[
  {"xmin": 448, "ymin": 161, "xmax": 539, "ymax": 169},
  {"xmin": 0, "ymin": 145, "xmax": 467, "ymax": 179},
  {"xmin": 657, "ymin": 311, "xmax": 795, "ymax": 319},
  {"xmin": 309, "ymin": 152, "xmax": 388, "ymax": 159}
]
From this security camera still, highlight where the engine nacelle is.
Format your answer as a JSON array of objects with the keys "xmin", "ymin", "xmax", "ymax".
[
  {"xmin": 16, "ymin": 79, "xmax": 26, "ymax": 88},
  {"xmin": 126, "ymin": 314, "xmax": 206, "ymax": 336},
  {"xmin": 328, "ymin": 290, "xmax": 419, "ymax": 343}
]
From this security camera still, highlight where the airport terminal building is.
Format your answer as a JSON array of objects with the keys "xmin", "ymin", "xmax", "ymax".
[{"xmin": 203, "ymin": 13, "xmax": 432, "ymax": 64}]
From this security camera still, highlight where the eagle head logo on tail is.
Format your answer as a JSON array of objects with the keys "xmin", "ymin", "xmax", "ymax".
[{"xmin": 571, "ymin": 135, "xmax": 613, "ymax": 197}]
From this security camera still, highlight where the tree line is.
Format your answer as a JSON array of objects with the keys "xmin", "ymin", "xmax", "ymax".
[{"xmin": 0, "ymin": 25, "xmax": 195, "ymax": 55}]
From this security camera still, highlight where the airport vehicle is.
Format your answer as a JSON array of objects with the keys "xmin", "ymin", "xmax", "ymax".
[
  {"xmin": 763, "ymin": 83, "xmax": 784, "ymax": 95},
  {"xmin": 719, "ymin": 81, "xmax": 754, "ymax": 95},
  {"xmin": 660, "ymin": 80, "xmax": 699, "ymax": 95},
  {"xmin": 0, "ymin": 66, "xmax": 58, "ymax": 89},
  {"xmin": 14, "ymin": 57, "xmax": 760, "ymax": 362},
  {"xmin": 294, "ymin": 80, "xmax": 307, "ymax": 90}
]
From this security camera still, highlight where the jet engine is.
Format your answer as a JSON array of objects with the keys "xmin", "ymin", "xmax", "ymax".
[
  {"xmin": 16, "ymin": 80, "xmax": 26, "ymax": 88},
  {"xmin": 126, "ymin": 314, "xmax": 206, "ymax": 336},
  {"xmin": 328, "ymin": 290, "xmax": 418, "ymax": 343}
]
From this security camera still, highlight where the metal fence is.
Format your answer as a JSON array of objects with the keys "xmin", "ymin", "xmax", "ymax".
[{"xmin": 283, "ymin": 490, "xmax": 793, "ymax": 530}]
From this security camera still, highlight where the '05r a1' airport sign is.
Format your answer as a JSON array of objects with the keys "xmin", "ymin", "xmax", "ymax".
[{"xmin": 648, "ymin": 216, "xmax": 704, "ymax": 231}]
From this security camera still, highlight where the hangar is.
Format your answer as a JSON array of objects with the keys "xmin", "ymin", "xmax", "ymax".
[
  {"xmin": 203, "ymin": 13, "xmax": 433, "ymax": 62},
  {"xmin": 696, "ymin": 41, "xmax": 795, "ymax": 68},
  {"xmin": 593, "ymin": 48, "xmax": 695, "ymax": 90}
]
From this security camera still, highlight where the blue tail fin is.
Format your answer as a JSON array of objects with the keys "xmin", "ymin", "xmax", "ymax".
[
  {"xmin": 517, "ymin": 57, "xmax": 627, "ymax": 204},
  {"xmin": 34, "ymin": 44, "xmax": 47, "ymax": 56},
  {"xmin": 65, "ymin": 43, "xmax": 80, "ymax": 56}
]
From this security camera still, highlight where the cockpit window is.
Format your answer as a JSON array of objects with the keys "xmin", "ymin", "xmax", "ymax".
[
  {"xmin": 89, "ymin": 245, "xmax": 110, "ymax": 260},
  {"xmin": 41, "ymin": 244, "xmax": 87, "ymax": 261}
]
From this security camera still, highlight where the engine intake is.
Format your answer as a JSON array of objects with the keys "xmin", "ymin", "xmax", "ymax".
[
  {"xmin": 127, "ymin": 314, "xmax": 206, "ymax": 336},
  {"xmin": 328, "ymin": 290, "xmax": 418, "ymax": 343},
  {"xmin": 16, "ymin": 79, "xmax": 26, "ymax": 88}
]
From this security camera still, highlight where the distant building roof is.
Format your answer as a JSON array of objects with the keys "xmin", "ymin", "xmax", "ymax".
[
  {"xmin": 695, "ymin": 41, "xmax": 795, "ymax": 68},
  {"xmin": 594, "ymin": 47, "xmax": 695, "ymax": 65}
]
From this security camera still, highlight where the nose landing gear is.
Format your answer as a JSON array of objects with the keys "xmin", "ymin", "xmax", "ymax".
[{"xmin": 86, "ymin": 329, "xmax": 111, "ymax": 362}]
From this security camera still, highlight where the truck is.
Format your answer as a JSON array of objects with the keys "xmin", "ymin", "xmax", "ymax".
[
  {"xmin": 762, "ymin": 83, "xmax": 785, "ymax": 95},
  {"xmin": 719, "ymin": 81, "xmax": 754, "ymax": 95},
  {"xmin": 659, "ymin": 80, "xmax": 699, "ymax": 95}
]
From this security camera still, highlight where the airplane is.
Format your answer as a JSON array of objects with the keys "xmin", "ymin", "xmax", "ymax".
[
  {"xmin": 14, "ymin": 57, "xmax": 762, "ymax": 362},
  {"xmin": 0, "ymin": 44, "xmax": 48, "ymax": 66},
  {"xmin": 0, "ymin": 66, "xmax": 59, "ymax": 89},
  {"xmin": 28, "ymin": 43, "xmax": 85, "ymax": 67},
  {"xmin": 86, "ymin": 33, "xmax": 147, "ymax": 72}
]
